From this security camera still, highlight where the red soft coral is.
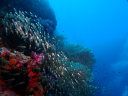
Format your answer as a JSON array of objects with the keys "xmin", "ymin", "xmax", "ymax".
[
  {"xmin": 9, "ymin": 59, "xmax": 18, "ymax": 65},
  {"xmin": 31, "ymin": 52, "xmax": 44, "ymax": 65},
  {"xmin": 0, "ymin": 48, "xmax": 46, "ymax": 96}
]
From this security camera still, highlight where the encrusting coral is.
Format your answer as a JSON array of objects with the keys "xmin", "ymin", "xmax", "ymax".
[
  {"xmin": 0, "ymin": 47, "xmax": 45, "ymax": 96},
  {"xmin": 0, "ymin": 0, "xmax": 96, "ymax": 96}
]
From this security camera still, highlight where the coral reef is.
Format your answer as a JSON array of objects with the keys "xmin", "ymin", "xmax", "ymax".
[
  {"xmin": 0, "ymin": 0, "xmax": 96, "ymax": 96},
  {"xmin": 53, "ymin": 35, "xmax": 95, "ymax": 70},
  {"xmin": 52, "ymin": 35, "xmax": 96, "ymax": 96},
  {"xmin": 63, "ymin": 44, "xmax": 95, "ymax": 69},
  {"xmin": 0, "ymin": 9, "xmax": 55, "ymax": 55},
  {"xmin": 0, "ymin": 0, "xmax": 56, "ymax": 36},
  {"xmin": 0, "ymin": 47, "xmax": 45, "ymax": 96}
]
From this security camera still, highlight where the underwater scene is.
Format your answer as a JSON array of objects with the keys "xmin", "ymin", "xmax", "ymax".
[{"xmin": 0, "ymin": 0, "xmax": 127, "ymax": 96}]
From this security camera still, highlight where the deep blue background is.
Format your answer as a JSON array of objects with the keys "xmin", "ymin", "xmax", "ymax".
[{"xmin": 49, "ymin": 0, "xmax": 128, "ymax": 96}]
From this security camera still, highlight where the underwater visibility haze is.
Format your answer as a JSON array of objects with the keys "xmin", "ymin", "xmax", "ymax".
[
  {"xmin": 49, "ymin": 0, "xmax": 128, "ymax": 96},
  {"xmin": 0, "ymin": 0, "xmax": 128, "ymax": 96}
]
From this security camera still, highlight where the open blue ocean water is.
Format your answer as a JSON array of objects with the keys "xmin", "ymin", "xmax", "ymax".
[
  {"xmin": 49, "ymin": 0, "xmax": 128, "ymax": 96},
  {"xmin": 0, "ymin": 0, "xmax": 128, "ymax": 96}
]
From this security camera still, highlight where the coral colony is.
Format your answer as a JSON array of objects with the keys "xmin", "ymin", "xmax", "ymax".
[{"xmin": 0, "ymin": 0, "xmax": 95, "ymax": 96}]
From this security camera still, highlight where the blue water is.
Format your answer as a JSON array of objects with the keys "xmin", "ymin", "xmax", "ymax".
[
  {"xmin": 0, "ymin": 0, "xmax": 128, "ymax": 95},
  {"xmin": 49, "ymin": 0, "xmax": 128, "ymax": 96}
]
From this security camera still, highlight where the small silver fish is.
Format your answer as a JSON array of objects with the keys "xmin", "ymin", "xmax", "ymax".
[{"xmin": 17, "ymin": 46, "xmax": 26, "ymax": 49}]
